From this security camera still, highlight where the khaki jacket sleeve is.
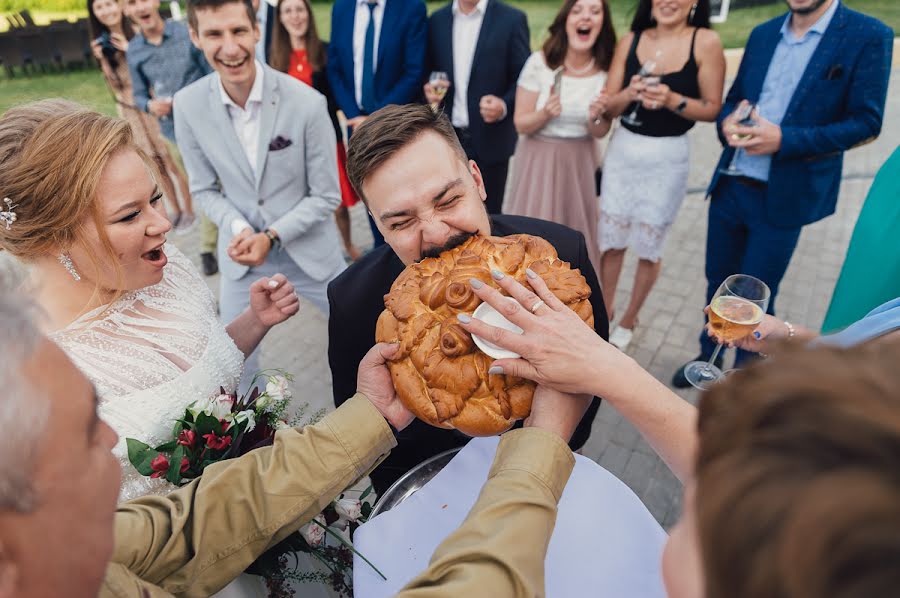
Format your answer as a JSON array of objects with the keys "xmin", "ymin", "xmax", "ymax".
[
  {"xmin": 397, "ymin": 428, "xmax": 575, "ymax": 598},
  {"xmin": 101, "ymin": 394, "xmax": 395, "ymax": 598}
]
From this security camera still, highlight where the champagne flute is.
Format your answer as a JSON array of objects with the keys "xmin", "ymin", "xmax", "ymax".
[
  {"xmin": 428, "ymin": 71, "xmax": 449, "ymax": 109},
  {"xmin": 154, "ymin": 81, "xmax": 173, "ymax": 122},
  {"xmin": 620, "ymin": 50, "xmax": 662, "ymax": 127},
  {"xmin": 719, "ymin": 102, "xmax": 758, "ymax": 175},
  {"xmin": 683, "ymin": 274, "xmax": 770, "ymax": 390}
]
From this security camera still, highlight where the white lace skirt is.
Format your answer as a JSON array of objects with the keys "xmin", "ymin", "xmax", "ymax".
[{"xmin": 599, "ymin": 126, "xmax": 689, "ymax": 262}]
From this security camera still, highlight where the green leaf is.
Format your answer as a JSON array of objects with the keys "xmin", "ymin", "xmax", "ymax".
[
  {"xmin": 359, "ymin": 485, "xmax": 373, "ymax": 501},
  {"xmin": 194, "ymin": 412, "xmax": 220, "ymax": 436},
  {"xmin": 126, "ymin": 438, "xmax": 158, "ymax": 476},
  {"xmin": 154, "ymin": 440, "xmax": 178, "ymax": 453},
  {"xmin": 166, "ymin": 445, "xmax": 186, "ymax": 486},
  {"xmin": 361, "ymin": 502, "xmax": 372, "ymax": 518}
]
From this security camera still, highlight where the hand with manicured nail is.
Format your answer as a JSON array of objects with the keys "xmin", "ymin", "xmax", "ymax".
[
  {"xmin": 248, "ymin": 273, "xmax": 300, "ymax": 327},
  {"xmin": 703, "ymin": 309, "xmax": 789, "ymax": 354},
  {"xmin": 454, "ymin": 269, "xmax": 634, "ymax": 398}
]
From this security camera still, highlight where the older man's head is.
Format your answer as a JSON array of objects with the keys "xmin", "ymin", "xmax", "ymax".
[{"xmin": 0, "ymin": 289, "xmax": 120, "ymax": 598}]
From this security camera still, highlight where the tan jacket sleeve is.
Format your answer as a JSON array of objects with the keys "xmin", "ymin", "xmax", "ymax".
[
  {"xmin": 101, "ymin": 394, "xmax": 395, "ymax": 598},
  {"xmin": 397, "ymin": 428, "xmax": 575, "ymax": 598}
]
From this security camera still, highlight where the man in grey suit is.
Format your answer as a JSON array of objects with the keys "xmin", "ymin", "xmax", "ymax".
[{"xmin": 175, "ymin": 0, "xmax": 345, "ymax": 381}]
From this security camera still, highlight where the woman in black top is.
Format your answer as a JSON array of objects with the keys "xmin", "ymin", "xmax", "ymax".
[{"xmin": 596, "ymin": 0, "xmax": 724, "ymax": 351}]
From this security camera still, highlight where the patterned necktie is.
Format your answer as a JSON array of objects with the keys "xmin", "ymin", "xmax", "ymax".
[{"xmin": 361, "ymin": 1, "xmax": 378, "ymax": 114}]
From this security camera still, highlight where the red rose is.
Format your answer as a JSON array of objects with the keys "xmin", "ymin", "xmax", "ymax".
[
  {"xmin": 177, "ymin": 430, "xmax": 196, "ymax": 447},
  {"xmin": 180, "ymin": 456, "xmax": 190, "ymax": 474},
  {"xmin": 150, "ymin": 454, "xmax": 170, "ymax": 478},
  {"xmin": 203, "ymin": 432, "xmax": 232, "ymax": 451}
]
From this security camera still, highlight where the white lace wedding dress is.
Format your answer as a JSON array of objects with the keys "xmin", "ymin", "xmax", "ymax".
[{"xmin": 50, "ymin": 243, "xmax": 335, "ymax": 598}]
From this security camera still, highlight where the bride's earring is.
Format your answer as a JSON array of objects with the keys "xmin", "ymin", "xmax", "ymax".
[
  {"xmin": 689, "ymin": 3, "xmax": 697, "ymax": 23},
  {"xmin": 58, "ymin": 253, "xmax": 81, "ymax": 281}
]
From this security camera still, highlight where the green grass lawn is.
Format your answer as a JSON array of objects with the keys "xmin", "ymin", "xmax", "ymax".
[{"xmin": 1, "ymin": 0, "xmax": 896, "ymax": 115}]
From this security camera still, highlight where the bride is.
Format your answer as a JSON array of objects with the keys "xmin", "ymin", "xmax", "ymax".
[{"xmin": 0, "ymin": 100, "xmax": 330, "ymax": 597}]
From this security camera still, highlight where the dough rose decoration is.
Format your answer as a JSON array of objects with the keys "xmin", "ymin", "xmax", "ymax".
[{"xmin": 376, "ymin": 234, "xmax": 594, "ymax": 436}]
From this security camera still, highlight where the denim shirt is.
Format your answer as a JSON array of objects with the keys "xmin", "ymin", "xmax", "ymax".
[
  {"xmin": 734, "ymin": 0, "xmax": 840, "ymax": 181},
  {"xmin": 126, "ymin": 19, "xmax": 212, "ymax": 141}
]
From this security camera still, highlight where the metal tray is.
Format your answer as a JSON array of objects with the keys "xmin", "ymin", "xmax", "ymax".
[{"xmin": 370, "ymin": 448, "xmax": 461, "ymax": 518}]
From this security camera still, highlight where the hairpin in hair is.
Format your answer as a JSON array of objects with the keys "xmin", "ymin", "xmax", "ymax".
[{"xmin": 0, "ymin": 198, "xmax": 17, "ymax": 231}]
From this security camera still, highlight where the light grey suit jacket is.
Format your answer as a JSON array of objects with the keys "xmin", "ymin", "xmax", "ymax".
[{"xmin": 174, "ymin": 65, "xmax": 345, "ymax": 282}]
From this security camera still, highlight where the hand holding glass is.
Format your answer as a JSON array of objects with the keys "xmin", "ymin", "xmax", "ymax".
[
  {"xmin": 428, "ymin": 71, "xmax": 449, "ymax": 108},
  {"xmin": 720, "ymin": 102, "xmax": 758, "ymax": 175},
  {"xmin": 621, "ymin": 51, "xmax": 661, "ymax": 127},
  {"xmin": 153, "ymin": 81, "xmax": 173, "ymax": 121},
  {"xmin": 684, "ymin": 274, "xmax": 770, "ymax": 390}
]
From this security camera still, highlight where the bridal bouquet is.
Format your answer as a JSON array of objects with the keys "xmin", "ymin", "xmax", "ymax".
[{"xmin": 126, "ymin": 370, "xmax": 383, "ymax": 597}]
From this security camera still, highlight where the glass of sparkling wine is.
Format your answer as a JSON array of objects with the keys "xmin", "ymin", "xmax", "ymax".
[
  {"xmin": 720, "ymin": 102, "xmax": 758, "ymax": 175},
  {"xmin": 684, "ymin": 274, "xmax": 770, "ymax": 390},
  {"xmin": 621, "ymin": 51, "xmax": 661, "ymax": 127},
  {"xmin": 429, "ymin": 71, "xmax": 449, "ymax": 108}
]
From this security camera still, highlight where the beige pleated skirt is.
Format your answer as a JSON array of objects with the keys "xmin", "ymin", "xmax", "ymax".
[{"xmin": 504, "ymin": 134, "xmax": 600, "ymax": 276}]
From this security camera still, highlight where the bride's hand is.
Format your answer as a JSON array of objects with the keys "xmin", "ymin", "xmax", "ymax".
[
  {"xmin": 356, "ymin": 343, "xmax": 415, "ymax": 431},
  {"xmin": 248, "ymin": 274, "xmax": 300, "ymax": 327}
]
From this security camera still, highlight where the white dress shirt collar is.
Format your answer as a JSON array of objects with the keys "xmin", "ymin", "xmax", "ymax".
[
  {"xmin": 219, "ymin": 60, "xmax": 265, "ymax": 109},
  {"xmin": 451, "ymin": 0, "xmax": 487, "ymax": 18},
  {"xmin": 219, "ymin": 61, "xmax": 265, "ymax": 178}
]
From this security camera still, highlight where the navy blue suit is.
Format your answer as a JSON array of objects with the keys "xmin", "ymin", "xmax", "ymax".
[
  {"xmin": 699, "ymin": 4, "xmax": 893, "ymax": 362},
  {"xmin": 426, "ymin": 0, "xmax": 530, "ymax": 213},
  {"xmin": 327, "ymin": 0, "xmax": 428, "ymax": 119}
]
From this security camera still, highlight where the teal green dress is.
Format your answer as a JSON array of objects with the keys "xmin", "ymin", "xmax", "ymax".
[{"xmin": 823, "ymin": 145, "xmax": 900, "ymax": 333}]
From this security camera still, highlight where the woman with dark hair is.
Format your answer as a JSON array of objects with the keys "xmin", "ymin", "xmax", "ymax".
[
  {"xmin": 87, "ymin": 0, "xmax": 194, "ymax": 230},
  {"xmin": 506, "ymin": 0, "xmax": 616, "ymax": 276},
  {"xmin": 270, "ymin": 0, "xmax": 362, "ymax": 261},
  {"xmin": 598, "ymin": 0, "xmax": 724, "ymax": 350}
]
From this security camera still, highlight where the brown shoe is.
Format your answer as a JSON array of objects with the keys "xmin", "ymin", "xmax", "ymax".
[{"xmin": 201, "ymin": 252, "xmax": 218, "ymax": 276}]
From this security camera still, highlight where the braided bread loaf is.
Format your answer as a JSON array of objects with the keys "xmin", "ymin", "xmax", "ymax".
[{"xmin": 375, "ymin": 234, "xmax": 593, "ymax": 436}]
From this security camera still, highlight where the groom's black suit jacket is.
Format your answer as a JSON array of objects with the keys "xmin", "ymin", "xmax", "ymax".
[{"xmin": 327, "ymin": 215, "xmax": 609, "ymax": 493}]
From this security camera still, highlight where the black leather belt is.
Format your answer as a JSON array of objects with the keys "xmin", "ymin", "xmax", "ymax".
[{"xmin": 732, "ymin": 175, "xmax": 767, "ymax": 190}]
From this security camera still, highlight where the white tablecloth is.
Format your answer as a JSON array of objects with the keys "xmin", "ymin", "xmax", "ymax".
[{"xmin": 354, "ymin": 436, "xmax": 668, "ymax": 597}]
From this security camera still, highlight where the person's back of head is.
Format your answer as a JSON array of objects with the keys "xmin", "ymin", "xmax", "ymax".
[{"xmin": 696, "ymin": 342, "xmax": 900, "ymax": 598}]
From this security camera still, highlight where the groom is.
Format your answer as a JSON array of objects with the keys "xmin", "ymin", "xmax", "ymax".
[{"xmin": 175, "ymin": 0, "xmax": 345, "ymax": 378}]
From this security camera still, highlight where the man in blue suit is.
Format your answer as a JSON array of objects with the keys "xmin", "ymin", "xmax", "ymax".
[
  {"xmin": 673, "ymin": 0, "xmax": 893, "ymax": 387},
  {"xmin": 423, "ymin": 0, "xmax": 530, "ymax": 214},
  {"xmin": 328, "ymin": 0, "xmax": 427, "ymax": 247}
]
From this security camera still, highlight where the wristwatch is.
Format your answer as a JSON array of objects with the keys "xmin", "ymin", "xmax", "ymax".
[
  {"xmin": 264, "ymin": 228, "xmax": 280, "ymax": 250},
  {"xmin": 675, "ymin": 97, "xmax": 688, "ymax": 114}
]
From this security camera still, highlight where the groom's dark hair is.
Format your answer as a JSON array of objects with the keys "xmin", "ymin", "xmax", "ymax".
[
  {"xmin": 187, "ymin": 0, "xmax": 256, "ymax": 31},
  {"xmin": 346, "ymin": 104, "xmax": 468, "ymax": 205}
]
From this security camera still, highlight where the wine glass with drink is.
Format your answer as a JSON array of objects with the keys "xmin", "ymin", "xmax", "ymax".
[
  {"xmin": 683, "ymin": 274, "xmax": 770, "ymax": 390},
  {"xmin": 428, "ymin": 71, "xmax": 449, "ymax": 109},
  {"xmin": 621, "ymin": 50, "xmax": 662, "ymax": 127},
  {"xmin": 719, "ymin": 102, "xmax": 758, "ymax": 175}
]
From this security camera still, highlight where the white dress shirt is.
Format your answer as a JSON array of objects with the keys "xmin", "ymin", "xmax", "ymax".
[
  {"xmin": 450, "ymin": 0, "xmax": 487, "ymax": 128},
  {"xmin": 219, "ymin": 61, "xmax": 265, "ymax": 235},
  {"xmin": 352, "ymin": 0, "xmax": 385, "ymax": 110}
]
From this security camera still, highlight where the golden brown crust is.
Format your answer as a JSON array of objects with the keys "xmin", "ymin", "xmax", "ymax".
[{"xmin": 375, "ymin": 234, "xmax": 593, "ymax": 436}]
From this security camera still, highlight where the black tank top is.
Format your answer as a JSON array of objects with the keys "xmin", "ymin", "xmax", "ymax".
[{"xmin": 622, "ymin": 28, "xmax": 701, "ymax": 137}]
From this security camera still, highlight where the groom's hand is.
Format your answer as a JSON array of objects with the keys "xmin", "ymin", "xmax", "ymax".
[
  {"xmin": 230, "ymin": 232, "xmax": 272, "ymax": 266},
  {"xmin": 357, "ymin": 343, "xmax": 414, "ymax": 432}
]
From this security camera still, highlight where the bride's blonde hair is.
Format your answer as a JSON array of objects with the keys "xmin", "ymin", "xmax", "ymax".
[{"xmin": 0, "ymin": 99, "xmax": 154, "ymax": 299}]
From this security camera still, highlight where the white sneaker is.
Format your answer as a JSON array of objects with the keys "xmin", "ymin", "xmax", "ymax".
[{"xmin": 609, "ymin": 325, "xmax": 634, "ymax": 351}]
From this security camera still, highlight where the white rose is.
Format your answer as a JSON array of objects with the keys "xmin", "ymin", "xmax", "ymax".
[
  {"xmin": 265, "ymin": 375, "xmax": 291, "ymax": 403},
  {"xmin": 301, "ymin": 515, "xmax": 326, "ymax": 547},
  {"xmin": 334, "ymin": 498, "xmax": 363, "ymax": 522},
  {"xmin": 210, "ymin": 394, "xmax": 235, "ymax": 420},
  {"xmin": 188, "ymin": 397, "xmax": 214, "ymax": 419}
]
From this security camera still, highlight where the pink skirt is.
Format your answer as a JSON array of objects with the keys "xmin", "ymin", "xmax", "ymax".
[{"xmin": 504, "ymin": 135, "xmax": 600, "ymax": 276}]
